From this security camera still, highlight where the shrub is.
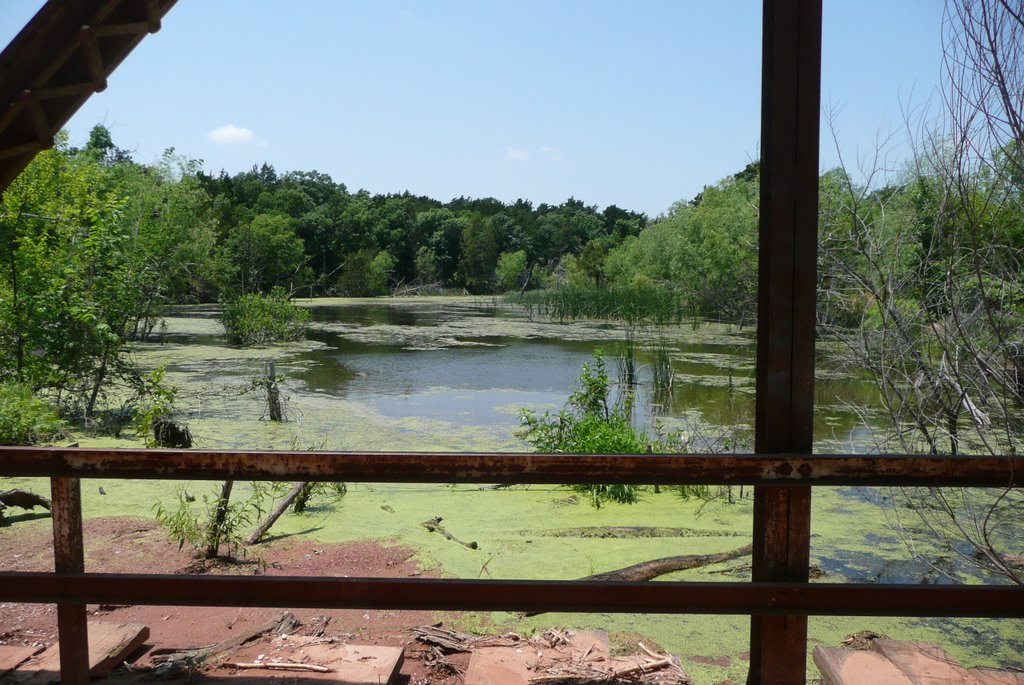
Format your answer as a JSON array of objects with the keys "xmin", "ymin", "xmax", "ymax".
[
  {"xmin": 519, "ymin": 350, "xmax": 708, "ymax": 507},
  {"xmin": 219, "ymin": 287, "xmax": 309, "ymax": 346},
  {"xmin": 0, "ymin": 382, "xmax": 66, "ymax": 445},
  {"xmin": 518, "ymin": 351, "xmax": 648, "ymax": 506}
]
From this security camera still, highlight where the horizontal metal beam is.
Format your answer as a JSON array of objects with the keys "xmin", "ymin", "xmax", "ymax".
[
  {"xmin": 1, "ymin": 447, "xmax": 1021, "ymax": 487},
  {"xmin": 2, "ymin": 572, "xmax": 1022, "ymax": 618}
]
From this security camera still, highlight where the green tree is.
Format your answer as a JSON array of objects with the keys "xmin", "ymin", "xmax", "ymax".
[
  {"xmin": 495, "ymin": 249, "xmax": 529, "ymax": 291},
  {"xmin": 0, "ymin": 139, "xmax": 166, "ymax": 420},
  {"xmin": 227, "ymin": 213, "xmax": 307, "ymax": 294}
]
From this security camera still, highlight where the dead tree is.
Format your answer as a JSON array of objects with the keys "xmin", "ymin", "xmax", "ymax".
[{"xmin": 817, "ymin": 0, "xmax": 1024, "ymax": 584}]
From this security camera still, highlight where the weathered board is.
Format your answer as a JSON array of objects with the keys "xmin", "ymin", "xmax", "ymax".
[
  {"xmin": 226, "ymin": 636, "xmax": 404, "ymax": 685},
  {"xmin": 7, "ymin": 622, "xmax": 149, "ymax": 685},
  {"xmin": 465, "ymin": 646, "xmax": 533, "ymax": 685},
  {"xmin": 814, "ymin": 641, "xmax": 1024, "ymax": 685},
  {"xmin": 0, "ymin": 646, "xmax": 43, "ymax": 677},
  {"xmin": 465, "ymin": 629, "xmax": 622, "ymax": 685},
  {"xmin": 870, "ymin": 640, "xmax": 978, "ymax": 685},
  {"xmin": 812, "ymin": 646, "xmax": 915, "ymax": 685}
]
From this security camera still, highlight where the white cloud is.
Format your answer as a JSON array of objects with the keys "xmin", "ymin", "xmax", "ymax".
[
  {"xmin": 208, "ymin": 124, "xmax": 256, "ymax": 145},
  {"xmin": 504, "ymin": 146, "xmax": 529, "ymax": 162},
  {"xmin": 541, "ymin": 146, "xmax": 563, "ymax": 162}
]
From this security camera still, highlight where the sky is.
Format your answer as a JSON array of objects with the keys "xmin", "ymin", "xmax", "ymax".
[{"xmin": 0, "ymin": 1, "xmax": 945, "ymax": 217}]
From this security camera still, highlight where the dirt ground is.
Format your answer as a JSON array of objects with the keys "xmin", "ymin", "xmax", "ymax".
[{"xmin": 0, "ymin": 516, "xmax": 467, "ymax": 684}]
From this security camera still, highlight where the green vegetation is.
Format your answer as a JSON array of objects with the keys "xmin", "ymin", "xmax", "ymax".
[
  {"xmin": 509, "ymin": 283, "xmax": 683, "ymax": 325},
  {"xmin": 154, "ymin": 482, "xmax": 265, "ymax": 559},
  {"xmin": 219, "ymin": 288, "xmax": 310, "ymax": 346},
  {"xmin": 131, "ymin": 366, "xmax": 180, "ymax": 447},
  {"xmin": 0, "ymin": 382, "xmax": 65, "ymax": 445},
  {"xmin": 519, "ymin": 351, "xmax": 706, "ymax": 506}
]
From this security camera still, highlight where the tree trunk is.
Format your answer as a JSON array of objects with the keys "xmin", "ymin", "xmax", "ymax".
[
  {"xmin": 265, "ymin": 361, "xmax": 283, "ymax": 422},
  {"xmin": 205, "ymin": 479, "xmax": 234, "ymax": 559},
  {"xmin": 245, "ymin": 481, "xmax": 307, "ymax": 545}
]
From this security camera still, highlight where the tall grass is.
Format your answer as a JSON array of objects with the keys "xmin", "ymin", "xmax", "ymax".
[
  {"xmin": 649, "ymin": 340, "xmax": 676, "ymax": 410},
  {"xmin": 615, "ymin": 333, "xmax": 638, "ymax": 388},
  {"xmin": 507, "ymin": 283, "xmax": 684, "ymax": 326}
]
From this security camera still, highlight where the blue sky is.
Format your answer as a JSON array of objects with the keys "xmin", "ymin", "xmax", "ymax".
[{"xmin": 1, "ymin": 2, "xmax": 944, "ymax": 216}]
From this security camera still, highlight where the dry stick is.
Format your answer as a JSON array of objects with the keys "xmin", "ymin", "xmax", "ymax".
[
  {"xmin": 245, "ymin": 481, "xmax": 308, "ymax": 545},
  {"xmin": 224, "ymin": 662, "xmax": 331, "ymax": 673},
  {"xmin": 610, "ymin": 656, "xmax": 675, "ymax": 678}
]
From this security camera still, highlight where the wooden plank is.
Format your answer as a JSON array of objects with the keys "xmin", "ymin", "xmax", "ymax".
[
  {"xmin": 870, "ymin": 640, "xmax": 981, "ymax": 685},
  {"xmin": 9, "ymin": 621, "xmax": 149, "ymax": 685},
  {"xmin": 0, "ymin": 645, "xmax": 44, "ymax": 676},
  {"xmin": 300, "ymin": 643, "xmax": 404, "ymax": 685},
  {"xmin": 465, "ymin": 646, "xmax": 532, "ymax": 685},
  {"xmin": 812, "ymin": 646, "xmax": 915, "ymax": 685},
  {"xmin": 970, "ymin": 667, "xmax": 1024, "ymax": 685}
]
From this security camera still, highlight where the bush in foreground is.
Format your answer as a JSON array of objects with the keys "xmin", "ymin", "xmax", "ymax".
[{"xmin": 0, "ymin": 382, "xmax": 66, "ymax": 445}]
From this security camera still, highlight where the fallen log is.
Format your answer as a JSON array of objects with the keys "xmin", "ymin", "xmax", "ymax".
[
  {"xmin": 522, "ymin": 544, "xmax": 752, "ymax": 617},
  {"xmin": 422, "ymin": 516, "xmax": 478, "ymax": 550},
  {"xmin": 0, "ymin": 490, "xmax": 51, "ymax": 512},
  {"xmin": 583, "ymin": 544, "xmax": 752, "ymax": 582},
  {"xmin": 150, "ymin": 611, "xmax": 299, "ymax": 671}
]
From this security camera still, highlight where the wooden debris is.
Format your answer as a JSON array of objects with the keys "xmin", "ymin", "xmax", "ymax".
[
  {"xmin": 422, "ymin": 516, "xmax": 479, "ymax": 549},
  {"xmin": 224, "ymin": 661, "xmax": 332, "ymax": 672},
  {"xmin": 425, "ymin": 645, "xmax": 465, "ymax": 676},
  {"xmin": 412, "ymin": 624, "xmax": 479, "ymax": 652},
  {"xmin": 222, "ymin": 635, "xmax": 405, "ymax": 685},
  {"xmin": 149, "ymin": 610, "xmax": 297, "ymax": 670},
  {"xmin": 467, "ymin": 629, "xmax": 689, "ymax": 685},
  {"xmin": 0, "ymin": 645, "xmax": 44, "ymax": 677},
  {"xmin": 8, "ymin": 622, "xmax": 148, "ymax": 685}
]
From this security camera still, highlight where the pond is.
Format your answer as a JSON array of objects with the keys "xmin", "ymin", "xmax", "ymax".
[
  {"xmin": 144, "ymin": 296, "xmax": 883, "ymax": 455},
  {"xmin": 8, "ymin": 296, "xmax": 1020, "ymax": 683}
]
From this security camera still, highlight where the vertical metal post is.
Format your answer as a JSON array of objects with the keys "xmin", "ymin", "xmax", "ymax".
[
  {"xmin": 750, "ymin": 0, "xmax": 821, "ymax": 684},
  {"xmin": 51, "ymin": 476, "xmax": 89, "ymax": 685}
]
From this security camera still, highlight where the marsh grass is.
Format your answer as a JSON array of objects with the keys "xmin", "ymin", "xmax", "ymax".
[
  {"xmin": 649, "ymin": 340, "xmax": 676, "ymax": 404},
  {"xmin": 507, "ymin": 283, "xmax": 684, "ymax": 326}
]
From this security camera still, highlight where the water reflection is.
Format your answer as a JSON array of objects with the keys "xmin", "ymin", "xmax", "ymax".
[{"xmin": 289, "ymin": 300, "xmax": 882, "ymax": 452}]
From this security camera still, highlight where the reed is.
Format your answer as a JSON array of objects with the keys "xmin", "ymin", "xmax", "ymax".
[{"xmin": 506, "ymin": 283, "xmax": 684, "ymax": 326}]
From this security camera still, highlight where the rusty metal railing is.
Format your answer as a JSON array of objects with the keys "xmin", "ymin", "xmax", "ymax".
[{"xmin": 2, "ymin": 447, "xmax": 1024, "ymax": 684}]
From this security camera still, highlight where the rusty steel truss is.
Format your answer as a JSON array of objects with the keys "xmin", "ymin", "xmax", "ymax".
[
  {"xmin": 0, "ymin": 0, "xmax": 177, "ymax": 191},
  {"xmin": 2, "ymin": 1, "xmax": 1023, "ymax": 684}
]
